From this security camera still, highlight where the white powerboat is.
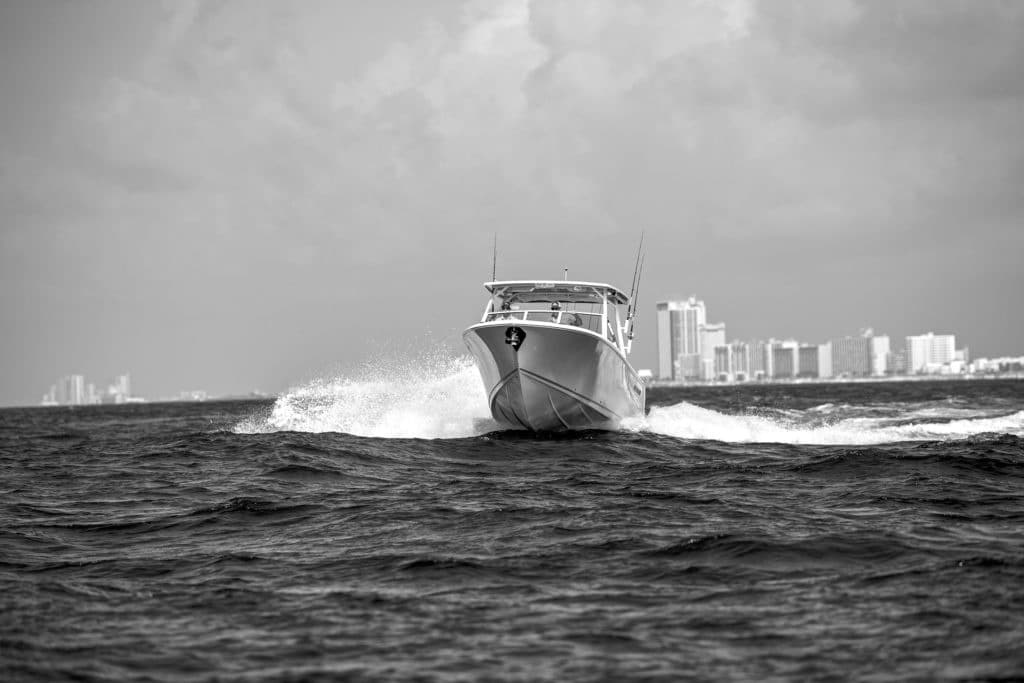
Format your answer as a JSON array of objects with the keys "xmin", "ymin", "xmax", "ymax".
[{"xmin": 463, "ymin": 280, "xmax": 646, "ymax": 431}]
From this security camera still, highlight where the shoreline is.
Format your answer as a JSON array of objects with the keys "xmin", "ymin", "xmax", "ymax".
[{"xmin": 649, "ymin": 373, "xmax": 1024, "ymax": 388}]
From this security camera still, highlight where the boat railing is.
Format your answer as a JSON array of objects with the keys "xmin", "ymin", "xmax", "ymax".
[{"xmin": 484, "ymin": 310, "xmax": 604, "ymax": 335}]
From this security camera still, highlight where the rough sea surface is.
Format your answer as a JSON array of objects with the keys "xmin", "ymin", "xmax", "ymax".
[{"xmin": 2, "ymin": 366, "xmax": 1023, "ymax": 681}]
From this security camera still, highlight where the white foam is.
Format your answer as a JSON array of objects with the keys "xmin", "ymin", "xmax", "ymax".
[
  {"xmin": 629, "ymin": 402, "xmax": 1024, "ymax": 445},
  {"xmin": 234, "ymin": 352, "xmax": 1023, "ymax": 444},
  {"xmin": 234, "ymin": 353, "xmax": 496, "ymax": 439}
]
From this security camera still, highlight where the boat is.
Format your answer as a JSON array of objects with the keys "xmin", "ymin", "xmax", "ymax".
[{"xmin": 463, "ymin": 280, "xmax": 646, "ymax": 431}]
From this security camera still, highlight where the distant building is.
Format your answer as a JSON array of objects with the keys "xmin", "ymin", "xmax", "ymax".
[
  {"xmin": 890, "ymin": 348, "xmax": 908, "ymax": 375},
  {"xmin": 905, "ymin": 333, "xmax": 956, "ymax": 373},
  {"xmin": 56, "ymin": 375, "xmax": 86, "ymax": 406},
  {"xmin": 103, "ymin": 373, "xmax": 134, "ymax": 404},
  {"xmin": 870, "ymin": 335, "xmax": 890, "ymax": 376},
  {"xmin": 771, "ymin": 340, "xmax": 799, "ymax": 379},
  {"xmin": 729, "ymin": 341, "xmax": 751, "ymax": 381},
  {"xmin": 699, "ymin": 322, "xmax": 726, "ymax": 381},
  {"xmin": 818, "ymin": 342, "xmax": 833, "ymax": 378},
  {"xmin": 749, "ymin": 339, "xmax": 773, "ymax": 380},
  {"xmin": 798, "ymin": 345, "xmax": 820, "ymax": 378},
  {"xmin": 831, "ymin": 334, "xmax": 871, "ymax": 377},
  {"xmin": 714, "ymin": 345, "xmax": 731, "ymax": 381},
  {"xmin": 656, "ymin": 297, "xmax": 706, "ymax": 381},
  {"xmin": 972, "ymin": 356, "xmax": 1024, "ymax": 374}
]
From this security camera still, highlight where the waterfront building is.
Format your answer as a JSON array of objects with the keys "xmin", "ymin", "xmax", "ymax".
[
  {"xmin": 905, "ymin": 333, "xmax": 956, "ymax": 373},
  {"xmin": 699, "ymin": 322, "xmax": 726, "ymax": 381},
  {"xmin": 729, "ymin": 341, "xmax": 750, "ymax": 381},
  {"xmin": 56, "ymin": 375, "xmax": 86, "ymax": 406},
  {"xmin": 714, "ymin": 345, "xmax": 731, "ymax": 381},
  {"xmin": 891, "ymin": 348, "xmax": 908, "ymax": 375},
  {"xmin": 771, "ymin": 340, "xmax": 799, "ymax": 379},
  {"xmin": 830, "ymin": 334, "xmax": 871, "ymax": 377},
  {"xmin": 798, "ymin": 345, "xmax": 820, "ymax": 378},
  {"xmin": 656, "ymin": 297, "xmax": 706, "ymax": 380},
  {"xmin": 870, "ymin": 335, "xmax": 891, "ymax": 376},
  {"xmin": 818, "ymin": 342, "xmax": 833, "ymax": 378},
  {"xmin": 749, "ymin": 339, "xmax": 774, "ymax": 380}
]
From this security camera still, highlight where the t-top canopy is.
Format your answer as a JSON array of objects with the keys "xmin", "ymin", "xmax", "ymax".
[{"xmin": 485, "ymin": 280, "xmax": 630, "ymax": 305}]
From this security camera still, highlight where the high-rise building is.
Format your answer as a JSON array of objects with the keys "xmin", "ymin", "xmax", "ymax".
[
  {"xmin": 891, "ymin": 348, "xmax": 908, "ymax": 375},
  {"xmin": 115, "ymin": 373, "xmax": 131, "ymax": 398},
  {"xmin": 905, "ymin": 333, "xmax": 956, "ymax": 373},
  {"xmin": 830, "ymin": 334, "xmax": 871, "ymax": 377},
  {"xmin": 714, "ymin": 345, "xmax": 731, "ymax": 381},
  {"xmin": 749, "ymin": 339, "xmax": 773, "ymax": 380},
  {"xmin": 699, "ymin": 322, "xmax": 726, "ymax": 380},
  {"xmin": 818, "ymin": 342, "xmax": 833, "ymax": 378},
  {"xmin": 56, "ymin": 375, "xmax": 86, "ymax": 406},
  {"xmin": 729, "ymin": 341, "xmax": 750, "ymax": 381},
  {"xmin": 771, "ymin": 340, "xmax": 799, "ymax": 379},
  {"xmin": 798, "ymin": 345, "xmax": 820, "ymax": 378},
  {"xmin": 870, "ymin": 336, "xmax": 890, "ymax": 376},
  {"xmin": 656, "ymin": 297, "xmax": 706, "ymax": 380}
]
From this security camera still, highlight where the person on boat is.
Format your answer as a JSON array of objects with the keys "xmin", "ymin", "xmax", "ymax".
[
  {"xmin": 499, "ymin": 300, "xmax": 513, "ymax": 319},
  {"xmin": 550, "ymin": 301, "xmax": 561, "ymax": 322}
]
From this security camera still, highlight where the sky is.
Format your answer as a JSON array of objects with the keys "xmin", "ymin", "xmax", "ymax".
[{"xmin": 1, "ymin": 0, "xmax": 1023, "ymax": 405}]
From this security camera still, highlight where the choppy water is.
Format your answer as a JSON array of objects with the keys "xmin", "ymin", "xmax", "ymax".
[{"xmin": 2, "ymin": 366, "xmax": 1023, "ymax": 681}]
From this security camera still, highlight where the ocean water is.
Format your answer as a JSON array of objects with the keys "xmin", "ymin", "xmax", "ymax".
[{"xmin": 2, "ymin": 363, "xmax": 1023, "ymax": 681}]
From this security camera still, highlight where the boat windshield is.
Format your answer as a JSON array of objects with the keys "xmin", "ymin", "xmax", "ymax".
[
  {"xmin": 485, "ymin": 301, "xmax": 608, "ymax": 336},
  {"xmin": 486, "ymin": 281, "xmax": 629, "ymax": 305}
]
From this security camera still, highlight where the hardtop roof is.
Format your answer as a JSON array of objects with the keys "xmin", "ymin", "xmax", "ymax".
[{"xmin": 485, "ymin": 280, "xmax": 630, "ymax": 305}]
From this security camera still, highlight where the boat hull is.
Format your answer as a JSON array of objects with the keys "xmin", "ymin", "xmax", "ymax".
[{"xmin": 463, "ymin": 322, "xmax": 645, "ymax": 431}]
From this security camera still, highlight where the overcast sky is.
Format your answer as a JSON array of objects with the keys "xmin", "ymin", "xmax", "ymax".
[{"xmin": 2, "ymin": 0, "xmax": 1023, "ymax": 405}]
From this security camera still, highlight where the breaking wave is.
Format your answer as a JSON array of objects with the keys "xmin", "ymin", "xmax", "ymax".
[{"xmin": 234, "ymin": 353, "xmax": 496, "ymax": 439}]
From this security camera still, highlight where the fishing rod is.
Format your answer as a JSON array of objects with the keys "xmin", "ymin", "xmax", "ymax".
[
  {"xmin": 628, "ymin": 250, "xmax": 645, "ymax": 342},
  {"xmin": 491, "ymin": 234, "xmax": 498, "ymax": 281},
  {"xmin": 626, "ymin": 232, "xmax": 645, "ymax": 321}
]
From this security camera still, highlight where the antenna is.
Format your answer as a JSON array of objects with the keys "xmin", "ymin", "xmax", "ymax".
[{"xmin": 491, "ymin": 234, "xmax": 497, "ymax": 281}]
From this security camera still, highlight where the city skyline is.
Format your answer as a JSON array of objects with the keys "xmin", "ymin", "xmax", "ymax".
[{"xmin": 654, "ymin": 294, "xmax": 1019, "ymax": 384}]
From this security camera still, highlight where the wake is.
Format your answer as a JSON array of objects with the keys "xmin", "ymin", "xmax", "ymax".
[
  {"xmin": 628, "ymin": 402, "xmax": 1024, "ymax": 445},
  {"xmin": 235, "ymin": 356, "xmax": 1024, "ymax": 443}
]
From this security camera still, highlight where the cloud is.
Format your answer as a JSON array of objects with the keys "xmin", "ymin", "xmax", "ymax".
[{"xmin": 5, "ymin": 0, "xmax": 1022, "ymax": 259}]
